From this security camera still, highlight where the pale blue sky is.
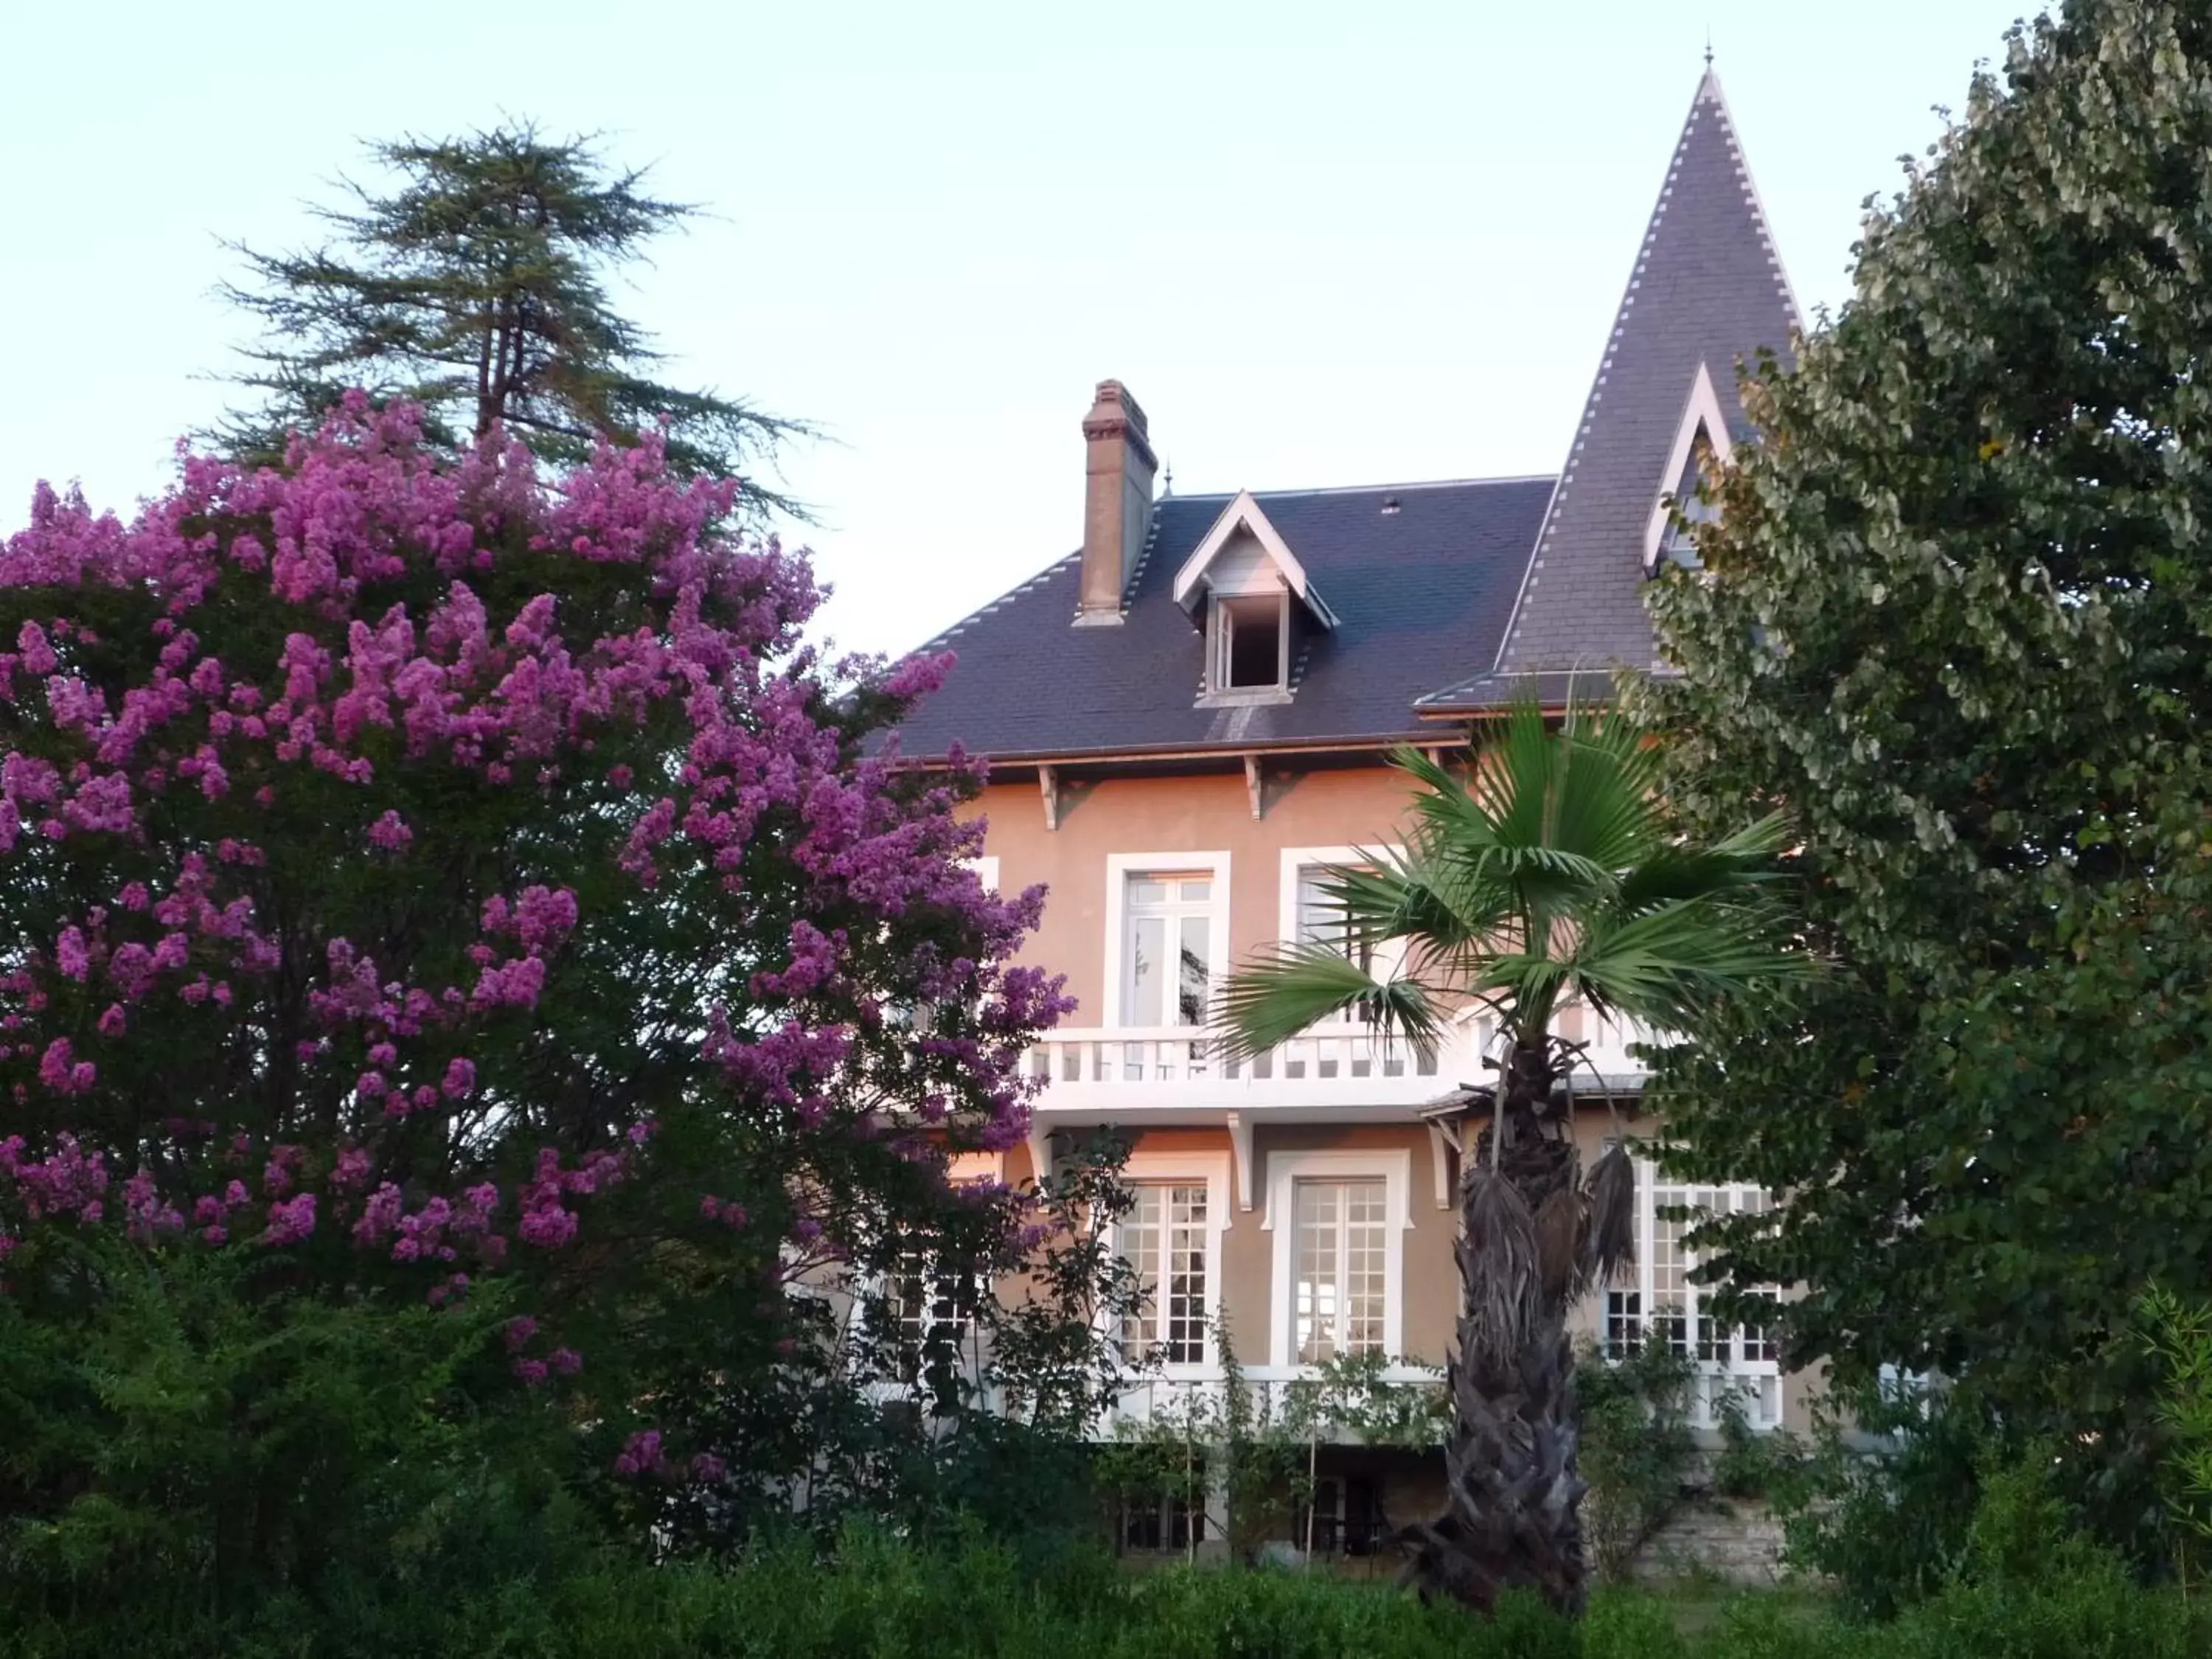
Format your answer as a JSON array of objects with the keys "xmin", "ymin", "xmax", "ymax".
[{"xmin": 4, "ymin": 1, "xmax": 2026, "ymax": 658}]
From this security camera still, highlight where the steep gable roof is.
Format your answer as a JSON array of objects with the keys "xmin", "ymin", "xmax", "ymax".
[
  {"xmin": 879, "ymin": 477, "xmax": 1552, "ymax": 763},
  {"xmin": 1419, "ymin": 67, "xmax": 1798, "ymax": 714}
]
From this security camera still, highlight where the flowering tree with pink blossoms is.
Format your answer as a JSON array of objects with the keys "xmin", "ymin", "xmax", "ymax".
[{"xmin": 0, "ymin": 397, "xmax": 1077, "ymax": 1601}]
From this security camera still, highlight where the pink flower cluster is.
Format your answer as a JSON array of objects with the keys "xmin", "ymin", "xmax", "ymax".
[{"xmin": 0, "ymin": 394, "xmax": 1065, "ymax": 1419}]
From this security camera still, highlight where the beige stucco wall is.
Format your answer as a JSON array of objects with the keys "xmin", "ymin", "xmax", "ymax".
[{"xmin": 970, "ymin": 762, "xmax": 1422, "ymax": 1026}]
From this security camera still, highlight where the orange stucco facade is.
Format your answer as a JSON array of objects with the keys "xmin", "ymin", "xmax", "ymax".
[
  {"xmin": 968, "ymin": 755, "xmax": 1814, "ymax": 1441},
  {"xmin": 970, "ymin": 762, "xmax": 1423, "ymax": 1026}
]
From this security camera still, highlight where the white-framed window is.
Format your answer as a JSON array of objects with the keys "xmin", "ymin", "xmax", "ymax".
[
  {"xmin": 1208, "ymin": 591, "xmax": 1289, "ymax": 693},
  {"xmin": 1113, "ymin": 1152, "xmax": 1231, "ymax": 1372},
  {"xmin": 884, "ymin": 1252, "xmax": 978, "ymax": 1385},
  {"xmin": 1293, "ymin": 1178, "xmax": 1388, "ymax": 1362},
  {"xmin": 1277, "ymin": 846, "xmax": 1412, "ymax": 1037},
  {"xmin": 1601, "ymin": 1158, "xmax": 1782, "ymax": 1428},
  {"xmin": 1103, "ymin": 852, "xmax": 1231, "ymax": 1031},
  {"xmin": 1263, "ymin": 1148, "xmax": 1412, "ymax": 1368},
  {"xmin": 1119, "ymin": 1183, "xmax": 1211, "ymax": 1365}
]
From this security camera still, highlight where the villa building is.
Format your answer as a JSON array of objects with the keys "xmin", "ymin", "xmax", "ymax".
[{"xmin": 884, "ymin": 65, "xmax": 1804, "ymax": 1557}]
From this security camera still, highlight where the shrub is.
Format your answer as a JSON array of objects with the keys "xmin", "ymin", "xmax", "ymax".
[
  {"xmin": 1577, "ymin": 1338, "xmax": 1697, "ymax": 1582},
  {"xmin": 1711, "ymin": 1392, "xmax": 1809, "ymax": 1502},
  {"xmin": 1775, "ymin": 1379, "xmax": 1993, "ymax": 1620}
]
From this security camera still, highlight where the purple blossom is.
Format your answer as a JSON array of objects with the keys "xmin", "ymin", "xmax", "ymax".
[{"xmin": 264, "ymin": 1192, "xmax": 316, "ymax": 1247}]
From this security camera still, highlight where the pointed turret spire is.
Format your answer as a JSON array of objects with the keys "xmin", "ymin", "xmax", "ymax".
[{"xmin": 1419, "ymin": 66, "xmax": 1799, "ymax": 713}]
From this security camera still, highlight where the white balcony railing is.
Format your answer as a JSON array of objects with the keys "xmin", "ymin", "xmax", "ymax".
[
  {"xmin": 1095, "ymin": 1365, "xmax": 1446, "ymax": 1442},
  {"xmin": 1025, "ymin": 1014, "xmax": 1652, "ymax": 1113}
]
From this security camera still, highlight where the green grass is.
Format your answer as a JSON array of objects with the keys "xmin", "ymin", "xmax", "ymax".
[{"xmin": 6, "ymin": 1529, "xmax": 2211, "ymax": 1658}]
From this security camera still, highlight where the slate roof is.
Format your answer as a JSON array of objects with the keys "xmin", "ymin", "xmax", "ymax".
[
  {"xmin": 1419, "ymin": 69, "xmax": 1800, "ymax": 713},
  {"xmin": 884, "ymin": 67, "xmax": 1798, "ymax": 759},
  {"xmin": 883, "ymin": 477, "xmax": 1554, "ymax": 762}
]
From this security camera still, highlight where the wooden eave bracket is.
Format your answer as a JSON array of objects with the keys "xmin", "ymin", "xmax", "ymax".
[
  {"xmin": 1040, "ymin": 765, "xmax": 1060, "ymax": 832},
  {"xmin": 1243, "ymin": 754, "xmax": 1264, "ymax": 820},
  {"xmin": 1226, "ymin": 1111, "xmax": 1254, "ymax": 1212},
  {"xmin": 1425, "ymin": 1119, "xmax": 1458, "ymax": 1211},
  {"xmin": 1026, "ymin": 1122, "xmax": 1058, "ymax": 1189}
]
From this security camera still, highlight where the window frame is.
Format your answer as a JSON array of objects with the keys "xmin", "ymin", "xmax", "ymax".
[
  {"xmin": 879, "ymin": 1248, "xmax": 982, "ymax": 1389},
  {"xmin": 1102, "ymin": 852, "xmax": 1232, "ymax": 1030},
  {"xmin": 1112, "ymin": 1150, "xmax": 1234, "ymax": 1376},
  {"xmin": 1262, "ymin": 1147, "xmax": 1412, "ymax": 1369},
  {"xmin": 1277, "ymin": 845, "xmax": 1409, "ymax": 1033},
  {"xmin": 1601, "ymin": 1156, "xmax": 1784, "ymax": 1430},
  {"xmin": 1209, "ymin": 589, "xmax": 1290, "ymax": 694}
]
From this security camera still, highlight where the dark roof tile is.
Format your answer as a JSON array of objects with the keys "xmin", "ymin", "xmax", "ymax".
[
  {"xmin": 882, "ymin": 478, "xmax": 1553, "ymax": 761},
  {"xmin": 1423, "ymin": 70, "xmax": 1799, "ymax": 712}
]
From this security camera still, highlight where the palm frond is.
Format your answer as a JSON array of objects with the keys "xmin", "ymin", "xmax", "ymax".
[
  {"xmin": 1211, "ymin": 942, "xmax": 1446, "ymax": 1062},
  {"xmin": 1579, "ymin": 1141, "xmax": 1638, "ymax": 1290},
  {"xmin": 1219, "ymin": 689, "xmax": 1801, "ymax": 1075},
  {"xmin": 1458, "ymin": 1166, "xmax": 1544, "ymax": 1371},
  {"xmin": 1560, "ymin": 895, "xmax": 1811, "ymax": 1029}
]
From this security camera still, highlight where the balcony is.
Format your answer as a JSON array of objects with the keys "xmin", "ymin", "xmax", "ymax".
[
  {"xmin": 1024, "ymin": 1012, "xmax": 1652, "ymax": 1120},
  {"xmin": 1095, "ymin": 1365, "xmax": 1446, "ymax": 1444}
]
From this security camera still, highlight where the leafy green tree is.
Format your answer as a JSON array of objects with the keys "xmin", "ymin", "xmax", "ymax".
[
  {"xmin": 222, "ymin": 123, "xmax": 806, "ymax": 515},
  {"xmin": 1642, "ymin": 0, "xmax": 2212, "ymax": 1548},
  {"xmin": 1218, "ymin": 700, "xmax": 1799, "ymax": 1615}
]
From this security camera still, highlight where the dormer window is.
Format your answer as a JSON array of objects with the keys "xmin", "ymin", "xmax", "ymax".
[
  {"xmin": 1213, "ymin": 593, "xmax": 1287, "ymax": 692},
  {"xmin": 1172, "ymin": 490, "xmax": 1338, "ymax": 708}
]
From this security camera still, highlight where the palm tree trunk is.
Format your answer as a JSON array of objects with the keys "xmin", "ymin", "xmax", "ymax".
[{"xmin": 1400, "ymin": 1035, "xmax": 1592, "ymax": 1616}]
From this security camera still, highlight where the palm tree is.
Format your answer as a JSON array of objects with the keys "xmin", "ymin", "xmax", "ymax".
[{"xmin": 1217, "ymin": 697, "xmax": 1801, "ymax": 1616}]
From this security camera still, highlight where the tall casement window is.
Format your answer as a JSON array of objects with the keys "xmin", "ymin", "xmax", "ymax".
[
  {"xmin": 1602, "ymin": 1159, "xmax": 1781, "ymax": 1427},
  {"xmin": 886, "ymin": 1254, "xmax": 977, "ymax": 1385},
  {"xmin": 1293, "ymin": 1177, "xmax": 1388, "ymax": 1363},
  {"xmin": 1294, "ymin": 866, "xmax": 1368, "ymax": 967},
  {"xmin": 1118, "ymin": 1182, "xmax": 1211, "ymax": 1366},
  {"xmin": 1124, "ymin": 873, "xmax": 1215, "ymax": 1029},
  {"xmin": 1265, "ymin": 1149, "xmax": 1408, "ymax": 1369}
]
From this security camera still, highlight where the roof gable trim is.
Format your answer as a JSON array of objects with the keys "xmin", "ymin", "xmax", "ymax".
[
  {"xmin": 1171, "ymin": 490, "xmax": 1340, "ymax": 628},
  {"xmin": 1641, "ymin": 361, "xmax": 1734, "ymax": 571}
]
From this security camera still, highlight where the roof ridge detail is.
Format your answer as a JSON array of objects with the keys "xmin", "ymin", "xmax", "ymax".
[
  {"xmin": 921, "ymin": 551, "xmax": 1080, "ymax": 650},
  {"xmin": 1699, "ymin": 66, "xmax": 1803, "ymax": 328},
  {"xmin": 1162, "ymin": 473, "xmax": 1557, "ymax": 504},
  {"xmin": 1486, "ymin": 65, "xmax": 1799, "ymax": 684}
]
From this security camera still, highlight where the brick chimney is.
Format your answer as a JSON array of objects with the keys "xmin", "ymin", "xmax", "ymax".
[{"xmin": 1076, "ymin": 380, "xmax": 1157, "ymax": 626}]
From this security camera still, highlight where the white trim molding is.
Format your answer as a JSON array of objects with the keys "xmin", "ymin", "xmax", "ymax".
[
  {"xmin": 1260, "ymin": 1147, "xmax": 1415, "ymax": 1368},
  {"xmin": 1642, "ymin": 361, "xmax": 1736, "ymax": 571},
  {"xmin": 1102, "ymin": 851, "xmax": 1233, "ymax": 1029},
  {"xmin": 1171, "ymin": 490, "xmax": 1340, "ymax": 627}
]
